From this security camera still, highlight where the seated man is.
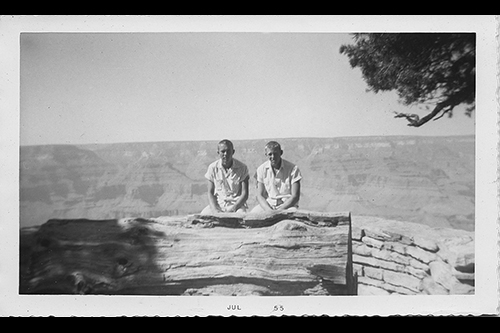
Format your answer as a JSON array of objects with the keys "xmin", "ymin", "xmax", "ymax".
[
  {"xmin": 200, "ymin": 139, "xmax": 249, "ymax": 214},
  {"xmin": 251, "ymin": 141, "xmax": 302, "ymax": 213}
]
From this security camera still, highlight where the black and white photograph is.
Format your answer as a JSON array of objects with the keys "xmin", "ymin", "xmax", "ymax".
[{"xmin": 1, "ymin": 15, "xmax": 498, "ymax": 316}]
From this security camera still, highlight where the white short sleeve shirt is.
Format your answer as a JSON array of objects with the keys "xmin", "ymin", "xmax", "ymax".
[
  {"xmin": 205, "ymin": 158, "xmax": 249, "ymax": 207},
  {"xmin": 254, "ymin": 159, "xmax": 302, "ymax": 203}
]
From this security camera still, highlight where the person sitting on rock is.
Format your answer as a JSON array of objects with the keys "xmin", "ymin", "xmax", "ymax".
[
  {"xmin": 200, "ymin": 139, "xmax": 249, "ymax": 214},
  {"xmin": 250, "ymin": 141, "xmax": 302, "ymax": 213}
]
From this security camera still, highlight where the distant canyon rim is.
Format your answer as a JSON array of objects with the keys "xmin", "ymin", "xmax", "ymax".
[{"xmin": 19, "ymin": 135, "xmax": 475, "ymax": 232}]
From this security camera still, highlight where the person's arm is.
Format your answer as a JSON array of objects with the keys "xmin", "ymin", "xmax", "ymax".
[
  {"xmin": 207, "ymin": 180, "xmax": 222, "ymax": 213},
  {"xmin": 276, "ymin": 180, "xmax": 300, "ymax": 211},
  {"xmin": 256, "ymin": 181, "xmax": 274, "ymax": 211},
  {"xmin": 227, "ymin": 175, "xmax": 249, "ymax": 212}
]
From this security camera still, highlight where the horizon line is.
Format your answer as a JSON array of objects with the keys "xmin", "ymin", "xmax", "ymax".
[{"xmin": 20, "ymin": 133, "xmax": 475, "ymax": 148}]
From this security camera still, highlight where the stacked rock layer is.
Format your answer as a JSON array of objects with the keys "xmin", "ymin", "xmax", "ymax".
[{"xmin": 351, "ymin": 216, "xmax": 474, "ymax": 295}]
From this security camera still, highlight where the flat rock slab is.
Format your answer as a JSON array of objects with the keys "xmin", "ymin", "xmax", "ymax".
[{"xmin": 20, "ymin": 210, "xmax": 355, "ymax": 296}]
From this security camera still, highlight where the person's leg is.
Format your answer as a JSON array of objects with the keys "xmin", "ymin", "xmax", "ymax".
[
  {"xmin": 199, "ymin": 205, "xmax": 213, "ymax": 215},
  {"xmin": 224, "ymin": 203, "xmax": 247, "ymax": 213},
  {"xmin": 249, "ymin": 205, "xmax": 265, "ymax": 213},
  {"xmin": 235, "ymin": 206, "xmax": 247, "ymax": 213}
]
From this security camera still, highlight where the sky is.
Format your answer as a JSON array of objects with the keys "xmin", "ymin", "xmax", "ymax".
[{"xmin": 18, "ymin": 23, "xmax": 477, "ymax": 146}]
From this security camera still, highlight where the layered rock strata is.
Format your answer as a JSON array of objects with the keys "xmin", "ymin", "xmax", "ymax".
[
  {"xmin": 19, "ymin": 210, "xmax": 356, "ymax": 296},
  {"xmin": 20, "ymin": 136, "xmax": 475, "ymax": 231},
  {"xmin": 19, "ymin": 210, "xmax": 474, "ymax": 296},
  {"xmin": 351, "ymin": 216, "xmax": 474, "ymax": 295}
]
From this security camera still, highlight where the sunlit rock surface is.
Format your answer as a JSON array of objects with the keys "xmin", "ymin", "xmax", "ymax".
[
  {"xmin": 351, "ymin": 216, "xmax": 474, "ymax": 295},
  {"xmin": 19, "ymin": 211, "xmax": 474, "ymax": 296},
  {"xmin": 19, "ymin": 211, "xmax": 357, "ymax": 296}
]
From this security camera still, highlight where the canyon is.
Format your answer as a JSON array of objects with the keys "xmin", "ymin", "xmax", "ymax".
[{"xmin": 19, "ymin": 135, "xmax": 475, "ymax": 231}]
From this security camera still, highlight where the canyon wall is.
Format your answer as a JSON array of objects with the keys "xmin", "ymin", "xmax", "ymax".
[{"xmin": 20, "ymin": 135, "xmax": 475, "ymax": 231}]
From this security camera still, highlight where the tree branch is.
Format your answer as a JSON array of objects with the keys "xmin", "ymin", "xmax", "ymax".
[
  {"xmin": 393, "ymin": 86, "xmax": 473, "ymax": 127},
  {"xmin": 393, "ymin": 102, "xmax": 446, "ymax": 127},
  {"xmin": 432, "ymin": 105, "xmax": 454, "ymax": 121}
]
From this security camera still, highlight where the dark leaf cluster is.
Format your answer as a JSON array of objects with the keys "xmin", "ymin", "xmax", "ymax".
[{"xmin": 339, "ymin": 33, "xmax": 475, "ymax": 126}]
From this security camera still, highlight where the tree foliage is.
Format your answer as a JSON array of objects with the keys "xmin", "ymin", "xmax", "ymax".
[{"xmin": 339, "ymin": 33, "xmax": 475, "ymax": 127}]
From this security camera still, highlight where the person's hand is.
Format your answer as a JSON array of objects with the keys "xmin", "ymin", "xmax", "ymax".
[{"xmin": 264, "ymin": 205, "xmax": 275, "ymax": 212}]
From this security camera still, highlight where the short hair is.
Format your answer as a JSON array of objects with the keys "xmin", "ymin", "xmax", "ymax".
[
  {"xmin": 218, "ymin": 139, "xmax": 234, "ymax": 151},
  {"xmin": 265, "ymin": 141, "xmax": 282, "ymax": 151}
]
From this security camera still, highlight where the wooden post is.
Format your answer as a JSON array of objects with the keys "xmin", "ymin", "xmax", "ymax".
[{"xmin": 20, "ymin": 210, "xmax": 356, "ymax": 296}]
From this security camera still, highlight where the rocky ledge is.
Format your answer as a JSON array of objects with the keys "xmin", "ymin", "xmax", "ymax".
[
  {"xmin": 19, "ymin": 211, "xmax": 474, "ymax": 296},
  {"xmin": 351, "ymin": 216, "xmax": 474, "ymax": 295},
  {"xmin": 19, "ymin": 210, "xmax": 356, "ymax": 296}
]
